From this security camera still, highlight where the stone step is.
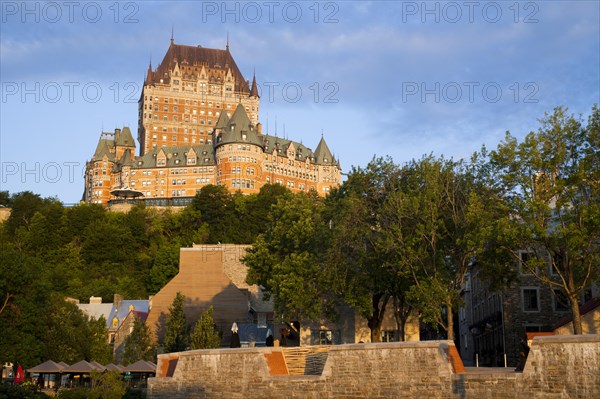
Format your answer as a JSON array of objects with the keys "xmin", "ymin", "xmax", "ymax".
[{"xmin": 282, "ymin": 347, "xmax": 330, "ymax": 375}]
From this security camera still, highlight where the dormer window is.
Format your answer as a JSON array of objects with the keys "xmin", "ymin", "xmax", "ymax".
[{"xmin": 242, "ymin": 133, "xmax": 247, "ymax": 140}]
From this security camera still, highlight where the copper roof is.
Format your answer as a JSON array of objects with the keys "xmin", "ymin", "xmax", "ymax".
[{"xmin": 149, "ymin": 42, "xmax": 250, "ymax": 93}]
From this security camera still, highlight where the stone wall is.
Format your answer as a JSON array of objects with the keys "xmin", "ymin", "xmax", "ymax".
[{"xmin": 148, "ymin": 335, "xmax": 600, "ymax": 399}]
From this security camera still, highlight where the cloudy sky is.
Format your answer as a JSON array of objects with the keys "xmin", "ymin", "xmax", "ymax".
[{"xmin": 1, "ymin": 1, "xmax": 598, "ymax": 203}]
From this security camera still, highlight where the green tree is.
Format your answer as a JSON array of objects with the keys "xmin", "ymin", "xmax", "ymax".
[
  {"xmin": 43, "ymin": 295, "xmax": 112, "ymax": 364},
  {"xmin": 162, "ymin": 292, "xmax": 188, "ymax": 352},
  {"xmin": 146, "ymin": 243, "xmax": 181, "ymax": 294},
  {"xmin": 122, "ymin": 316, "xmax": 155, "ymax": 365},
  {"xmin": 325, "ymin": 158, "xmax": 402, "ymax": 342},
  {"xmin": 489, "ymin": 105, "xmax": 600, "ymax": 334},
  {"xmin": 190, "ymin": 184, "xmax": 238, "ymax": 243},
  {"xmin": 4, "ymin": 191, "xmax": 47, "ymax": 235},
  {"xmin": 245, "ymin": 191, "xmax": 335, "ymax": 322},
  {"xmin": 189, "ymin": 306, "xmax": 221, "ymax": 349},
  {"xmin": 0, "ymin": 190, "xmax": 10, "ymax": 206}
]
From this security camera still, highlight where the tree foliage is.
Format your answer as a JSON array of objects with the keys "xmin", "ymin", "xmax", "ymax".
[
  {"xmin": 245, "ymin": 191, "xmax": 335, "ymax": 322},
  {"xmin": 488, "ymin": 105, "xmax": 600, "ymax": 334},
  {"xmin": 189, "ymin": 306, "xmax": 221, "ymax": 349},
  {"xmin": 162, "ymin": 292, "xmax": 188, "ymax": 353},
  {"xmin": 0, "ymin": 185, "xmax": 289, "ymax": 367},
  {"xmin": 122, "ymin": 316, "xmax": 155, "ymax": 365}
]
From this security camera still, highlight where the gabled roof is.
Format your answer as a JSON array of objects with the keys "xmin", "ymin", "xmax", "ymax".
[
  {"xmin": 108, "ymin": 300, "xmax": 150, "ymax": 327},
  {"xmin": 105, "ymin": 363, "xmax": 125, "ymax": 372},
  {"xmin": 262, "ymin": 135, "xmax": 314, "ymax": 163},
  {"xmin": 28, "ymin": 360, "xmax": 67, "ymax": 373},
  {"xmin": 63, "ymin": 360, "xmax": 101, "ymax": 373},
  {"xmin": 124, "ymin": 360, "xmax": 157, "ymax": 373},
  {"xmin": 134, "ymin": 144, "xmax": 215, "ymax": 169},
  {"xmin": 92, "ymin": 139, "xmax": 115, "ymax": 162},
  {"xmin": 313, "ymin": 136, "xmax": 335, "ymax": 165},
  {"xmin": 149, "ymin": 42, "xmax": 250, "ymax": 93}
]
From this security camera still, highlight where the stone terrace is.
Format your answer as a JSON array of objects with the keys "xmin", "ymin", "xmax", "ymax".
[{"xmin": 148, "ymin": 335, "xmax": 600, "ymax": 398}]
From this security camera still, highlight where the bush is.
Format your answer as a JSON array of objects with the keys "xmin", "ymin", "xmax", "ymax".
[{"xmin": 0, "ymin": 382, "xmax": 50, "ymax": 399}]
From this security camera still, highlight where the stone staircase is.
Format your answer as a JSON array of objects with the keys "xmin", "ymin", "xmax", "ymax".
[{"xmin": 282, "ymin": 347, "xmax": 330, "ymax": 376}]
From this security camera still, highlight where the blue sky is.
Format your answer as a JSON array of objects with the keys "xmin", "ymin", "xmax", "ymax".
[{"xmin": 1, "ymin": 1, "xmax": 599, "ymax": 203}]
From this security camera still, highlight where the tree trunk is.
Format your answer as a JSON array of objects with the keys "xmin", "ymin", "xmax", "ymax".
[
  {"xmin": 370, "ymin": 319, "xmax": 383, "ymax": 342},
  {"xmin": 368, "ymin": 293, "xmax": 390, "ymax": 342},
  {"xmin": 567, "ymin": 270, "xmax": 583, "ymax": 334},
  {"xmin": 568, "ymin": 293, "xmax": 583, "ymax": 335},
  {"xmin": 393, "ymin": 296, "xmax": 411, "ymax": 342},
  {"xmin": 446, "ymin": 303, "xmax": 454, "ymax": 341}
]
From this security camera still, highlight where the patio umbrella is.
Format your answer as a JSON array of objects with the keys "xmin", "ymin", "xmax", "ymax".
[{"xmin": 14, "ymin": 365, "xmax": 24, "ymax": 383}]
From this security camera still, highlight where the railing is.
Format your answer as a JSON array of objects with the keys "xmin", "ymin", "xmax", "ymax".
[{"xmin": 108, "ymin": 197, "xmax": 194, "ymax": 207}]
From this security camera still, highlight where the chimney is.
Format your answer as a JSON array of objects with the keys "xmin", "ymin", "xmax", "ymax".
[
  {"xmin": 89, "ymin": 296, "xmax": 102, "ymax": 304},
  {"xmin": 256, "ymin": 122, "xmax": 262, "ymax": 135},
  {"xmin": 114, "ymin": 294, "xmax": 123, "ymax": 309}
]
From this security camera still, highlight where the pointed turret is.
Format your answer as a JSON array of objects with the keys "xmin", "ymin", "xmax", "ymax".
[
  {"xmin": 146, "ymin": 62, "xmax": 153, "ymax": 85},
  {"xmin": 215, "ymin": 104, "xmax": 263, "ymax": 148},
  {"xmin": 313, "ymin": 136, "xmax": 335, "ymax": 165},
  {"xmin": 250, "ymin": 71, "xmax": 259, "ymax": 98},
  {"xmin": 119, "ymin": 150, "xmax": 134, "ymax": 166},
  {"xmin": 227, "ymin": 103, "xmax": 253, "ymax": 133},
  {"xmin": 215, "ymin": 110, "xmax": 230, "ymax": 130}
]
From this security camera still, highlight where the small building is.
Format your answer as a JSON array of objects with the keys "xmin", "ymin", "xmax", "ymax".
[
  {"xmin": 77, "ymin": 294, "xmax": 150, "ymax": 357},
  {"xmin": 458, "ymin": 255, "xmax": 599, "ymax": 367}
]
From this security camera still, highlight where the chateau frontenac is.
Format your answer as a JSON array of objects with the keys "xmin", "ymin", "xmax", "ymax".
[{"xmin": 84, "ymin": 40, "xmax": 341, "ymax": 206}]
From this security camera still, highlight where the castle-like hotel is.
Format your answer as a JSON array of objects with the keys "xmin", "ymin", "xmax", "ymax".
[{"xmin": 85, "ymin": 39, "xmax": 341, "ymax": 206}]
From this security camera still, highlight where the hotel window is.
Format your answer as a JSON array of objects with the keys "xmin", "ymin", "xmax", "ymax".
[{"xmin": 522, "ymin": 288, "xmax": 540, "ymax": 312}]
